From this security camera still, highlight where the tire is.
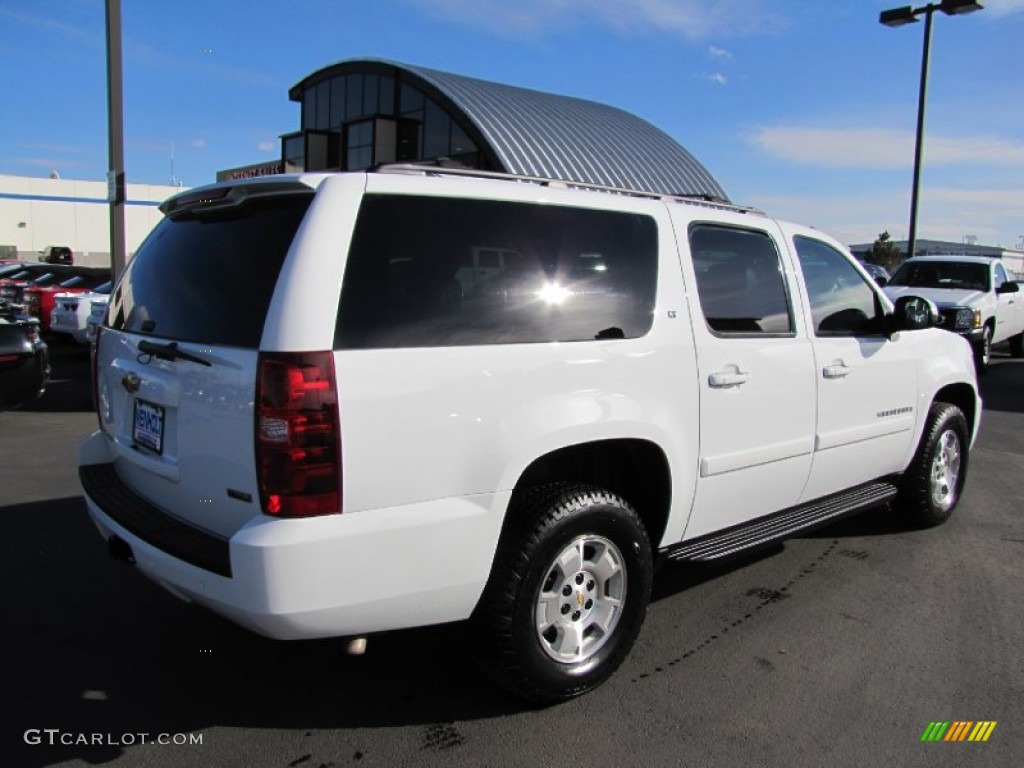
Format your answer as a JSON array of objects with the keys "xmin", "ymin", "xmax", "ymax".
[
  {"xmin": 898, "ymin": 402, "xmax": 970, "ymax": 528},
  {"xmin": 1009, "ymin": 331, "xmax": 1024, "ymax": 359},
  {"xmin": 974, "ymin": 325, "xmax": 992, "ymax": 374},
  {"xmin": 470, "ymin": 483, "xmax": 653, "ymax": 704}
]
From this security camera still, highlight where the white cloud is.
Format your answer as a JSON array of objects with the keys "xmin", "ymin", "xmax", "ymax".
[
  {"xmin": 748, "ymin": 127, "xmax": 1024, "ymax": 169},
  {"xmin": 257, "ymin": 141, "xmax": 275, "ymax": 153},
  {"xmin": 709, "ymin": 45, "xmax": 733, "ymax": 60},
  {"xmin": 12, "ymin": 156, "xmax": 94, "ymax": 170},
  {"xmin": 409, "ymin": 0, "xmax": 787, "ymax": 39},
  {"xmin": 0, "ymin": 6, "xmax": 101, "ymax": 48},
  {"xmin": 700, "ymin": 73, "xmax": 728, "ymax": 86},
  {"xmin": 751, "ymin": 186, "xmax": 1024, "ymax": 249},
  {"xmin": 986, "ymin": 0, "xmax": 1024, "ymax": 17},
  {"xmin": 16, "ymin": 142, "xmax": 93, "ymax": 155},
  {"xmin": 191, "ymin": 139, "xmax": 206, "ymax": 149}
]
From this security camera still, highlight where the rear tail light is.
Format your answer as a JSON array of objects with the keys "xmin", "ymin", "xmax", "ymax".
[{"xmin": 256, "ymin": 351, "xmax": 341, "ymax": 517}]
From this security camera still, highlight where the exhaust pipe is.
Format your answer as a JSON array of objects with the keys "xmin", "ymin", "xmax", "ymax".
[{"xmin": 108, "ymin": 535, "xmax": 136, "ymax": 565}]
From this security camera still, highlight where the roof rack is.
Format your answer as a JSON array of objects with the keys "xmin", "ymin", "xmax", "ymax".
[{"xmin": 374, "ymin": 162, "xmax": 762, "ymax": 216}]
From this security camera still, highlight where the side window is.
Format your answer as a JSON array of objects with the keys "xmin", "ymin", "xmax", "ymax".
[
  {"xmin": 689, "ymin": 224, "xmax": 793, "ymax": 335},
  {"xmin": 994, "ymin": 263, "xmax": 1008, "ymax": 290},
  {"xmin": 335, "ymin": 195, "xmax": 659, "ymax": 349},
  {"xmin": 794, "ymin": 236, "xmax": 882, "ymax": 337}
]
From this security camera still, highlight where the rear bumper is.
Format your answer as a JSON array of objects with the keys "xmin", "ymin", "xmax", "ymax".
[
  {"xmin": 78, "ymin": 431, "xmax": 505, "ymax": 640},
  {"xmin": 80, "ymin": 461, "xmax": 232, "ymax": 576}
]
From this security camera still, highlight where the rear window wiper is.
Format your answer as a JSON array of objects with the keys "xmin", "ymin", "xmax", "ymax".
[{"xmin": 137, "ymin": 340, "xmax": 213, "ymax": 367}]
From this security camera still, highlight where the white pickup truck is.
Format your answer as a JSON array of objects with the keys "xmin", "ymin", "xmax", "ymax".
[{"xmin": 884, "ymin": 255, "xmax": 1024, "ymax": 370}]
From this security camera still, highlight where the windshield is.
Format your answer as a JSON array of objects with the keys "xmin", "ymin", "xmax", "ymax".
[{"xmin": 888, "ymin": 261, "xmax": 990, "ymax": 291}]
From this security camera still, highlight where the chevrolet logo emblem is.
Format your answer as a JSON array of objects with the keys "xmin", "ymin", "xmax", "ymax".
[
  {"xmin": 577, "ymin": 591, "xmax": 585, "ymax": 607},
  {"xmin": 122, "ymin": 373, "xmax": 141, "ymax": 393}
]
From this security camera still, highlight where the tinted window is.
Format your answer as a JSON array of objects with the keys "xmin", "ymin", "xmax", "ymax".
[
  {"xmin": 336, "ymin": 195, "xmax": 658, "ymax": 349},
  {"xmin": 794, "ymin": 236, "xmax": 882, "ymax": 336},
  {"xmin": 689, "ymin": 225, "xmax": 792, "ymax": 335},
  {"xmin": 329, "ymin": 77, "xmax": 346, "ymax": 128},
  {"xmin": 888, "ymin": 260, "xmax": 990, "ymax": 291},
  {"xmin": 109, "ymin": 195, "xmax": 312, "ymax": 347}
]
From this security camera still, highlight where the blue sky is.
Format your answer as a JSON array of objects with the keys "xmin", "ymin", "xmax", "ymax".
[{"xmin": 1, "ymin": 0, "xmax": 1021, "ymax": 248}]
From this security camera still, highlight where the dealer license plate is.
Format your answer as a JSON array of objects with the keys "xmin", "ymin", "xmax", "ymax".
[{"xmin": 133, "ymin": 398, "xmax": 165, "ymax": 454}]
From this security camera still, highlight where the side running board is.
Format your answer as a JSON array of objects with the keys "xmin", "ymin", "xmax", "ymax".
[{"xmin": 662, "ymin": 480, "xmax": 899, "ymax": 563}]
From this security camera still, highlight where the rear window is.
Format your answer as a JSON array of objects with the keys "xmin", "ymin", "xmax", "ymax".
[
  {"xmin": 336, "ymin": 195, "xmax": 658, "ymax": 349},
  {"xmin": 109, "ymin": 194, "xmax": 312, "ymax": 347}
]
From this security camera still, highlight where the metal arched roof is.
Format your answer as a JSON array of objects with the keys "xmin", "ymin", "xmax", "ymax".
[{"xmin": 292, "ymin": 59, "xmax": 730, "ymax": 202}]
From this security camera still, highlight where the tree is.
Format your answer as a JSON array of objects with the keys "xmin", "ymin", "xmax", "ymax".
[{"xmin": 867, "ymin": 230, "xmax": 904, "ymax": 273}]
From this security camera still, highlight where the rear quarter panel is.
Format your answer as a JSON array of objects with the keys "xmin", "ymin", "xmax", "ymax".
[{"xmin": 311, "ymin": 176, "xmax": 701, "ymax": 550}]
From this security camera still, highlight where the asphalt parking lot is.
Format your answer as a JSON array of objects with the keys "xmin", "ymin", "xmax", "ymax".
[{"xmin": 3, "ymin": 339, "xmax": 1022, "ymax": 768}]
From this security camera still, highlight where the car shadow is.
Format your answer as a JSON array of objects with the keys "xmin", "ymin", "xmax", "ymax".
[
  {"xmin": 6, "ymin": 495, "xmax": 527, "ymax": 767},
  {"xmin": 21, "ymin": 339, "xmax": 92, "ymax": 413},
  {"xmin": 651, "ymin": 543, "xmax": 784, "ymax": 602},
  {"xmin": 979, "ymin": 349, "xmax": 1024, "ymax": 415},
  {"xmin": 792, "ymin": 502, "xmax": 923, "ymax": 538}
]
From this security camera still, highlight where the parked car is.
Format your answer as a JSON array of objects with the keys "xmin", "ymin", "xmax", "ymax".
[
  {"xmin": 0, "ymin": 309, "xmax": 49, "ymax": 410},
  {"xmin": 884, "ymin": 255, "xmax": 1024, "ymax": 371},
  {"xmin": 857, "ymin": 261, "xmax": 891, "ymax": 285},
  {"xmin": 40, "ymin": 245, "xmax": 74, "ymax": 265},
  {"xmin": 85, "ymin": 295, "xmax": 109, "ymax": 343},
  {"xmin": 0, "ymin": 264, "xmax": 81, "ymax": 306},
  {"xmin": 50, "ymin": 281, "xmax": 113, "ymax": 343},
  {"xmin": 80, "ymin": 166, "xmax": 979, "ymax": 703},
  {"xmin": 24, "ymin": 269, "xmax": 111, "ymax": 333}
]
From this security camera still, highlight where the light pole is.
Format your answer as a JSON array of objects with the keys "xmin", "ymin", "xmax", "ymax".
[
  {"xmin": 880, "ymin": 0, "xmax": 984, "ymax": 261},
  {"xmin": 105, "ymin": 0, "xmax": 126, "ymax": 279}
]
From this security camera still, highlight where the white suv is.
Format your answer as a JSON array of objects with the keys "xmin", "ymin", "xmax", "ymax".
[{"xmin": 80, "ymin": 166, "xmax": 980, "ymax": 703}]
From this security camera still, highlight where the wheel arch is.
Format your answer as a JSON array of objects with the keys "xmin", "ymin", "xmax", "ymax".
[
  {"xmin": 506, "ymin": 438, "xmax": 672, "ymax": 550},
  {"xmin": 933, "ymin": 382, "xmax": 979, "ymax": 440}
]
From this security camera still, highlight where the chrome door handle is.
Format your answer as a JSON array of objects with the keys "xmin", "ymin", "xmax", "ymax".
[
  {"xmin": 823, "ymin": 364, "xmax": 851, "ymax": 379},
  {"xmin": 709, "ymin": 371, "xmax": 750, "ymax": 388}
]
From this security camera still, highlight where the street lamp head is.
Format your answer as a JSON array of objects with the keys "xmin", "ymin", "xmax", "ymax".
[
  {"xmin": 940, "ymin": 0, "xmax": 984, "ymax": 15},
  {"xmin": 880, "ymin": 6, "xmax": 919, "ymax": 27}
]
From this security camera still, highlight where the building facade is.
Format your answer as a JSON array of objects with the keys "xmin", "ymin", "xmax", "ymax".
[
  {"xmin": 277, "ymin": 58, "xmax": 729, "ymax": 201},
  {"xmin": 0, "ymin": 175, "xmax": 185, "ymax": 267}
]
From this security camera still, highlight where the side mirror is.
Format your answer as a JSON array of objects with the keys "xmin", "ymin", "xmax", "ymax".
[
  {"xmin": 996, "ymin": 281, "xmax": 1019, "ymax": 295},
  {"xmin": 888, "ymin": 295, "xmax": 939, "ymax": 337},
  {"xmin": 875, "ymin": 276, "xmax": 888, "ymax": 287}
]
